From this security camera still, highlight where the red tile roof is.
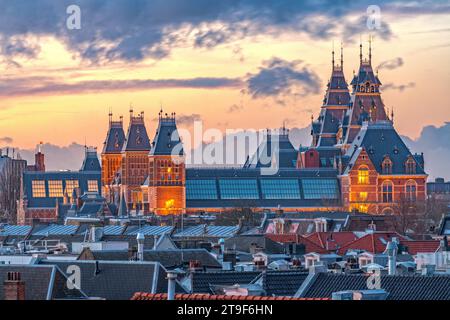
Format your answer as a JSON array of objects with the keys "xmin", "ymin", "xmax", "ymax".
[
  {"xmin": 131, "ymin": 292, "xmax": 330, "ymax": 301},
  {"xmin": 265, "ymin": 234, "xmax": 328, "ymax": 253},
  {"xmin": 337, "ymin": 232, "xmax": 407, "ymax": 255},
  {"xmin": 306, "ymin": 232, "xmax": 359, "ymax": 251},
  {"xmin": 400, "ymin": 240, "xmax": 441, "ymax": 255}
]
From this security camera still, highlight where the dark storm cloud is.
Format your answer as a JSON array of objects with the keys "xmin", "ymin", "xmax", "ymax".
[
  {"xmin": 377, "ymin": 57, "xmax": 404, "ymax": 70},
  {"xmin": 246, "ymin": 57, "xmax": 321, "ymax": 98},
  {"xmin": 2, "ymin": 0, "xmax": 446, "ymax": 63}
]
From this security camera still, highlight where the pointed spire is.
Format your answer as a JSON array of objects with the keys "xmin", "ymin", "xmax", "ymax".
[
  {"xmin": 332, "ymin": 41, "xmax": 335, "ymax": 69},
  {"xmin": 360, "ymin": 36, "xmax": 363, "ymax": 64},
  {"xmin": 118, "ymin": 190, "xmax": 128, "ymax": 217},
  {"xmin": 129, "ymin": 104, "xmax": 134, "ymax": 119},
  {"xmin": 369, "ymin": 35, "xmax": 372, "ymax": 64},
  {"xmin": 108, "ymin": 107, "xmax": 113, "ymax": 125},
  {"xmin": 340, "ymin": 42, "xmax": 344, "ymax": 68},
  {"xmin": 391, "ymin": 107, "xmax": 394, "ymax": 124}
]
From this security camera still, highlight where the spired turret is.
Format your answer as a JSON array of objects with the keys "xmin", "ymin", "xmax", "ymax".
[
  {"xmin": 342, "ymin": 38, "xmax": 388, "ymax": 147},
  {"xmin": 314, "ymin": 44, "xmax": 351, "ymax": 147},
  {"xmin": 146, "ymin": 110, "xmax": 186, "ymax": 215},
  {"xmin": 101, "ymin": 112, "xmax": 125, "ymax": 202}
]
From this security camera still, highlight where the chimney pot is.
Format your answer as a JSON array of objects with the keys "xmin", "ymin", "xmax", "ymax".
[{"xmin": 4, "ymin": 271, "xmax": 25, "ymax": 300}]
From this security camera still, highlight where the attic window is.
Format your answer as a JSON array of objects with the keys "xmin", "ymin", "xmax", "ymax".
[
  {"xmin": 405, "ymin": 157, "xmax": 416, "ymax": 174},
  {"xmin": 382, "ymin": 157, "xmax": 393, "ymax": 175}
]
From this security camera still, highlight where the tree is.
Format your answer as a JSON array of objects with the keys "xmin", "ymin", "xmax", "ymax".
[{"xmin": 0, "ymin": 160, "xmax": 23, "ymax": 224}]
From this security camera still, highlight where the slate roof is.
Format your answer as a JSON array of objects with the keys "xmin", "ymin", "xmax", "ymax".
[
  {"xmin": 265, "ymin": 234, "xmax": 328, "ymax": 254},
  {"xmin": 0, "ymin": 265, "xmax": 85, "ymax": 300},
  {"xmin": 245, "ymin": 128, "xmax": 298, "ymax": 169},
  {"xmin": 224, "ymin": 234, "xmax": 285, "ymax": 254},
  {"xmin": 344, "ymin": 121, "xmax": 426, "ymax": 175},
  {"xmin": 261, "ymin": 270, "xmax": 309, "ymax": 296},
  {"xmin": 102, "ymin": 120, "xmax": 126, "ymax": 154},
  {"xmin": 191, "ymin": 271, "xmax": 261, "ymax": 293},
  {"xmin": 150, "ymin": 115, "xmax": 184, "ymax": 156},
  {"xmin": 79, "ymin": 248, "xmax": 222, "ymax": 269},
  {"xmin": 439, "ymin": 215, "xmax": 450, "ymax": 236},
  {"xmin": 173, "ymin": 225, "xmax": 240, "ymax": 239},
  {"xmin": 301, "ymin": 273, "xmax": 450, "ymax": 300},
  {"xmin": 39, "ymin": 260, "xmax": 171, "ymax": 300},
  {"xmin": 122, "ymin": 114, "xmax": 151, "ymax": 152},
  {"xmin": 80, "ymin": 149, "xmax": 101, "ymax": 172}
]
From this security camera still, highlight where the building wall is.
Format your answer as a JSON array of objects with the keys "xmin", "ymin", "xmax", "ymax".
[
  {"xmin": 342, "ymin": 149, "xmax": 427, "ymax": 214},
  {"xmin": 147, "ymin": 155, "xmax": 186, "ymax": 215}
]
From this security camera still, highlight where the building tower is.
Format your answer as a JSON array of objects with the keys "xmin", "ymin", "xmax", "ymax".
[
  {"xmin": 313, "ymin": 43, "xmax": 351, "ymax": 147},
  {"xmin": 101, "ymin": 112, "xmax": 125, "ymax": 202},
  {"xmin": 145, "ymin": 110, "xmax": 185, "ymax": 215},
  {"xmin": 121, "ymin": 109, "xmax": 151, "ymax": 211},
  {"xmin": 341, "ymin": 38, "xmax": 388, "ymax": 149}
]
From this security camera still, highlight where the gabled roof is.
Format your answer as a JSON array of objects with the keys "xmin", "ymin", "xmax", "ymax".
[
  {"xmin": 0, "ymin": 265, "xmax": 86, "ymax": 300},
  {"xmin": 78, "ymin": 248, "xmax": 221, "ymax": 269},
  {"xmin": 337, "ymin": 232, "xmax": 407, "ymax": 255},
  {"xmin": 39, "ymin": 260, "xmax": 172, "ymax": 300},
  {"xmin": 344, "ymin": 121, "xmax": 426, "ymax": 175},
  {"xmin": 80, "ymin": 149, "xmax": 101, "ymax": 172},
  {"xmin": 150, "ymin": 113, "xmax": 183, "ymax": 156},
  {"xmin": 306, "ymin": 232, "xmax": 359, "ymax": 251},
  {"xmin": 265, "ymin": 234, "xmax": 329, "ymax": 254},
  {"xmin": 122, "ymin": 114, "xmax": 151, "ymax": 152},
  {"xmin": 400, "ymin": 240, "xmax": 441, "ymax": 255},
  {"xmin": 102, "ymin": 120, "xmax": 125, "ymax": 154}
]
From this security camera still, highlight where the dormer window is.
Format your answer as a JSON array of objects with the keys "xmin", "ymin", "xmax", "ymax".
[
  {"xmin": 382, "ymin": 157, "xmax": 393, "ymax": 174},
  {"xmin": 405, "ymin": 157, "xmax": 416, "ymax": 174}
]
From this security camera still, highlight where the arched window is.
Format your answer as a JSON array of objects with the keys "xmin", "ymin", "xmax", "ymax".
[
  {"xmin": 382, "ymin": 157, "xmax": 393, "ymax": 174},
  {"xmin": 382, "ymin": 181, "xmax": 394, "ymax": 203},
  {"xmin": 405, "ymin": 180, "xmax": 417, "ymax": 202},
  {"xmin": 358, "ymin": 166, "xmax": 369, "ymax": 184},
  {"xmin": 405, "ymin": 157, "xmax": 416, "ymax": 174}
]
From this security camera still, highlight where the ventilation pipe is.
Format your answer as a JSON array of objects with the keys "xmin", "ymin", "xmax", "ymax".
[
  {"xmin": 167, "ymin": 271, "xmax": 177, "ymax": 300},
  {"xmin": 385, "ymin": 237, "xmax": 398, "ymax": 276},
  {"xmin": 137, "ymin": 233, "xmax": 145, "ymax": 262}
]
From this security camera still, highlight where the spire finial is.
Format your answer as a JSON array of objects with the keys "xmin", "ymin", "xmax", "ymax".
[
  {"xmin": 340, "ymin": 42, "xmax": 343, "ymax": 68},
  {"xmin": 369, "ymin": 34, "xmax": 372, "ymax": 64},
  {"xmin": 129, "ymin": 103, "xmax": 134, "ymax": 118},
  {"xmin": 391, "ymin": 107, "xmax": 394, "ymax": 123},
  {"xmin": 359, "ymin": 36, "xmax": 363, "ymax": 64},
  {"xmin": 332, "ymin": 41, "xmax": 335, "ymax": 68}
]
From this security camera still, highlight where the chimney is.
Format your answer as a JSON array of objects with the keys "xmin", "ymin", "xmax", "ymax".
[
  {"xmin": 166, "ymin": 271, "xmax": 177, "ymax": 301},
  {"xmin": 385, "ymin": 238, "xmax": 398, "ymax": 276},
  {"xmin": 3, "ymin": 272, "xmax": 25, "ymax": 300},
  {"xmin": 35, "ymin": 144, "xmax": 45, "ymax": 172},
  {"xmin": 137, "ymin": 233, "xmax": 145, "ymax": 262},
  {"xmin": 189, "ymin": 260, "xmax": 202, "ymax": 272}
]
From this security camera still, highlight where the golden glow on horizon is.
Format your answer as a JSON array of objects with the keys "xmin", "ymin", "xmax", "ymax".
[{"xmin": 0, "ymin": 14, "xmax": 449, "ymax": 150}]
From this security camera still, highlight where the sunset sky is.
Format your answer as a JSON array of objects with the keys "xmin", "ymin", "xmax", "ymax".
[{"xmin": 0, "ymin": 0, "xmax": 449, "ymax": 169}]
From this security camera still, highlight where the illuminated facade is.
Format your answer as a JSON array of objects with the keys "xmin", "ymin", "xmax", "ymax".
[{"xmin": 98, "ymin": 43, "xmax": 427, "ymax": 216}]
